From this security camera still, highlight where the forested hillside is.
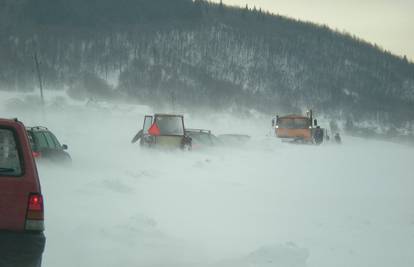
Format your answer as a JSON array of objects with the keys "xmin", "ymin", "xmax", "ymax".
[{"xmin": 1, "ymin": 0, "xmax": 414, "ymax": 130}]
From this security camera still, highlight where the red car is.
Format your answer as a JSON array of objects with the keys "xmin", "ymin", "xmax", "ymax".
[{"xmin": 0, "ymin": 118, "xmax": 45, "ymax": 252}]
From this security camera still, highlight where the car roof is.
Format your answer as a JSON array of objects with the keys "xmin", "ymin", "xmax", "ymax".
[
  {"xmin": 0, "ymin": 118, "xmax": 21, "ymax": 126},
  {"xmin": 218, "ymin": 134, "xmax": 250, "ymax": 137},
  {"xmin": 185, "ymin": 129, "xmax": 211, "ymax": 134},
  {"xmin": 154, "ymin": 114, "xmax": 184, "ymax": 118},
  {"xmin": 278, "ymin": 115, "xmax": 309, "ymax": 119},
  {"xmin": 26, "ymin": 126, "xmax": 49, "ymax": 132}
]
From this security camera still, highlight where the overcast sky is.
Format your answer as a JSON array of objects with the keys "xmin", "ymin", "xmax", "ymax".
[{"xmin": 212, "ymin": 0, "xmax": 414, "ymax": 61}]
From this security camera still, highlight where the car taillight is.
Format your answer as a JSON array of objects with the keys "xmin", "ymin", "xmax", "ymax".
[
  {"xmin": 25, "ymin": 193, "xmax": 45, "ymax": 232},
  {"xmin": 29, "ymin": 194, "xmax": 43, "ymax": 211},
  {"xmin": 32, "ymin": 151, "xmax": 41, "ymax": 158}
]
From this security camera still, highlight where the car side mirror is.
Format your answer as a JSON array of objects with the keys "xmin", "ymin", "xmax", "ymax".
[{"xmin": 62, "ymin": 144, "xmax": 68, "ymax": 150}]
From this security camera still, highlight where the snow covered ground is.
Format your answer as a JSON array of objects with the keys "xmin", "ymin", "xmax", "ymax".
[{"xmin": 1, "ymin": 90, "xmax": 414, "ymax": 267}]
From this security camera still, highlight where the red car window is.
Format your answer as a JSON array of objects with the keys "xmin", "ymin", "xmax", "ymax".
[{"xmin": 0, "ymin": 128, "xmax": 23, "ymax": 176}]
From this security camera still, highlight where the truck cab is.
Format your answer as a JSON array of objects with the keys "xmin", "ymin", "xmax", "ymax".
[
  {"xmin": 274, "ymin": 115, "xmax": 313, "ymax": 142},
  {"xmin": 132, "ymin": 114, "xmax": 192, "ymax": 150},
  {"xmin": 274, "ymin": 110, "xmax": 323, "ymax": 144}
]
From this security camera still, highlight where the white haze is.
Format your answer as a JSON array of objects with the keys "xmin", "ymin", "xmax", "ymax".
[{"xmin": 1, "ymin": 90, "xmax": 414, "ymax": 267}]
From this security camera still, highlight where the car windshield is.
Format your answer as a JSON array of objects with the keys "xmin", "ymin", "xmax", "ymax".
[
  {"xmin": 278, "ymin": 118, "xmax": 310, "ymax": 129},
  {"xmin": 0, "ymin": 128, "xmax": 22, "ymax": 176},
  {"xmin": 45, "ymin": 132, "xmax": 61, "ymax": 149},
  {"xmin": 31, "ymin": 131, "xmax": 61, "ymax": 149},
  {"xmin": 32, "ymin": 132, "xmax": 49, "ymax": 150},
  {"xmin": 155, "ymin": 116, "xmax": 184, "ymax": 135}
]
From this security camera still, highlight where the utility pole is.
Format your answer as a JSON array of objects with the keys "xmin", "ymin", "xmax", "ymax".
[
  {"xmin": 34, "ymin": 52, "xmax": 45, "ymax": 107},
  {"xmin": 170, "ymin": 91, "xmax": 176, "ymax": 112}
]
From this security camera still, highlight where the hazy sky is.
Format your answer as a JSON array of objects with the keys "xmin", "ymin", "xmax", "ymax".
[{"xmin": 213, "ymin": 0, "xmax": 414, "ymax": 61}]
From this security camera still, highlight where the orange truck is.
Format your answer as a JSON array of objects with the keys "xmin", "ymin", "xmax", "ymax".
[{"xmin": 272, "ymin": 110, "xmax": 322, "ymax": 143}]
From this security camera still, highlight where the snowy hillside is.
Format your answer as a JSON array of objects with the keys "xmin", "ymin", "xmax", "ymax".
[
  {"xmin": 1, "ymin": 91, "xmax": 413, "ymax": 267},
  {"xmin": 2, "ymin": 0, "xmax": 414, "ymax": 128}
]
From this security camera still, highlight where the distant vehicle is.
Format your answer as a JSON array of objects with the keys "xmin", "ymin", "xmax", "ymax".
[
  {"xmin": 217, "ymin": 134, "xmax": 251, "ymax": 145},
  {"xmin": 132, "ymin": 114, "xmax": 192, "ymax": 150},
  {"xmin": 185, "ymin": 129, "xmax": 220, "ymax": 149},
  {"xmin": 273, "ymin": 110, "xmax": 324, "ymax": 144},
  {"xmin": 26, "ymin": 126, "xmax": 71, "ymax": 163},
  {"xmin": 324, "ymin": 129, "xmax": 331, "ymax": 142},
  {"xmin": 313, "ymin": 126, "xmax": 324, "ymax": 145},
  {"xmin": 334, "ymin": 133, "xmax": 342, "ymax": 144},
  {"xmin": 0, "ymin": 118, "xmax": 45, "ymax": 241}
]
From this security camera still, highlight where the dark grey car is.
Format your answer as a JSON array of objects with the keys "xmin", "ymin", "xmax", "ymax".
[
  {"xmin": 185, "ymin": 129, "xmax": 221, "ymax": 149},
  {"xmin": 26, "ymin": 127, "xmax": 71, "ymax": 163}
]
